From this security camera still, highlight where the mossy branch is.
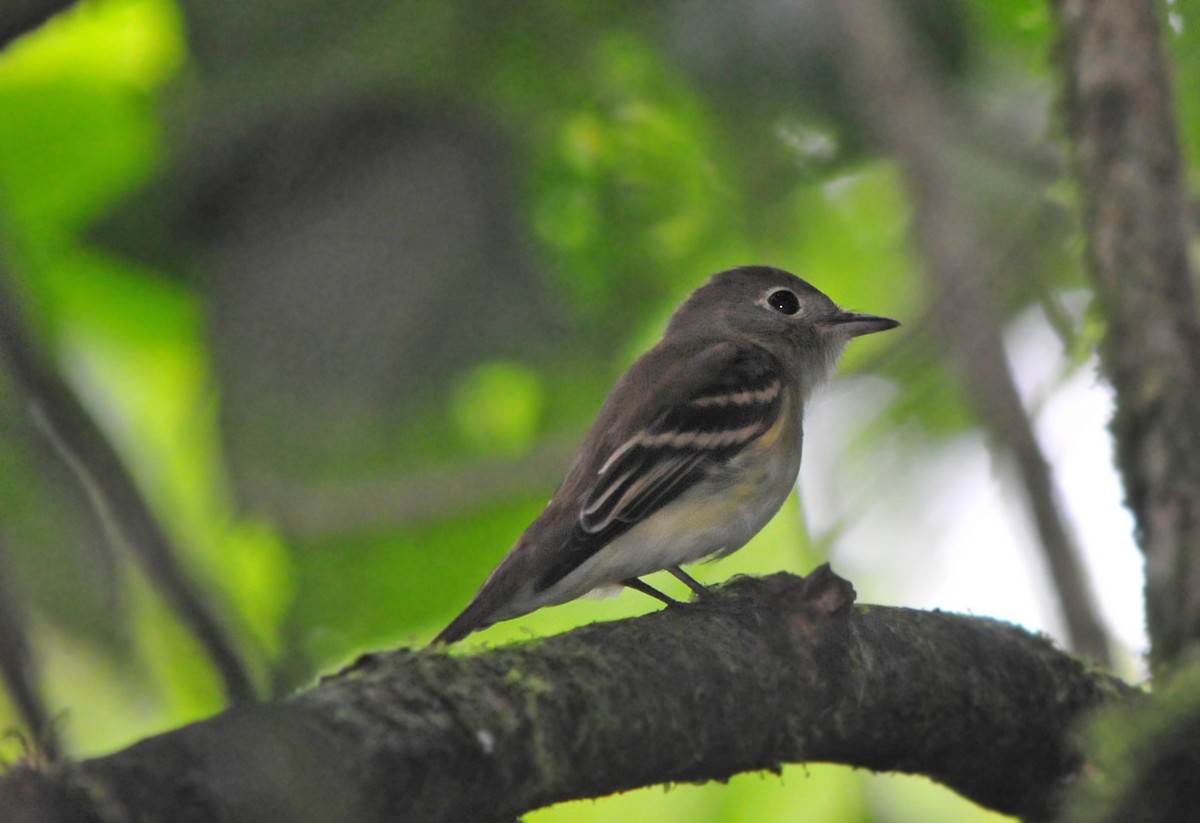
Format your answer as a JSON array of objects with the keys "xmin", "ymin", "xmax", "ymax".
[{"xmin": 0, "ymin": 568, "xmax": 1130, "ymax": 823}]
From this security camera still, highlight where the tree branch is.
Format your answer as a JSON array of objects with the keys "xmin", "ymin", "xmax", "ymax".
[
  {"xmin": 0, "ymin": 264, "xmax": 257, "ymax": 706},
  {"xmin": 0, "ymin": 537, "xmax": 58, "ymax": 760},
  {"xmin": 0, "ymin": 568, "xmax": 1131, "ymax": 823},
  {"xmin": 0, "ymin": 0, "xmax": 78, "ymax": 53},
  {"xmin": 242, "ymin": 436, "xmax": 577, "ymax": 538},
  {"xmin": 1061, "ymin": 657, "xmax": 1200, "ymax": 823},
  {"xmin": 1052, "ymin": 0, "xmax": 1200, "ymax": 671}
]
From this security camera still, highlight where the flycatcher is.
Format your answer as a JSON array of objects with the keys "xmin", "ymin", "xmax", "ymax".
[{"xmin": 433, "ymin": 265, "xmax": 898, "ymax": 644}]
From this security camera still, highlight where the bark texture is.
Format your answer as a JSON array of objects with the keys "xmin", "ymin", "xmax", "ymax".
[
  {"xmin": 0, "ymin": 569, "xmax": 1130, "ymax": 823},
  {"xmin": 1054, "ymin": 0, "xmax": 1200, "ymax": 671},
  {"xmin": 1060, "ymin": 658, "xmax": 1200, "ymax": 823}
]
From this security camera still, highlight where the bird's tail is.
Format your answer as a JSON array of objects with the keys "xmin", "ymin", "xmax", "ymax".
[
  {"xmin": 430, "ymin": 553, "xmax": 522, "ymax": 645},
  {"xmin": 430, "ymin": 536, "xmax": 541, "ymax": 645},
  {"xmin": 430, "ymin": 597, "xmax": 494, "ymax": 645}
]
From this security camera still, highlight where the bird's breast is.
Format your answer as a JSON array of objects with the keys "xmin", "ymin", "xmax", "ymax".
[{"xmin": 710, "ymin": 391, "xmax": 803, "ymax": 549}]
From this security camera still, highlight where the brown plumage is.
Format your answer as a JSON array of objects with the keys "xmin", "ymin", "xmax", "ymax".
[{"xmin": 432, "ymin": 266, "xmax": 898, "ymax": 644}]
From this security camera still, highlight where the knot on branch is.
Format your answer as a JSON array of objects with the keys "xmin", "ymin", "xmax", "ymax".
[{"xmin": 715, "ymin": 564, "xmax": 857, "ymax": 643}]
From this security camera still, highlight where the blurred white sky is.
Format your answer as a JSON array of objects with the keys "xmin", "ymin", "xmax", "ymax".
[{"xmin": 802, "ymin": 300, "xmax": 1147, "ymax": 679}]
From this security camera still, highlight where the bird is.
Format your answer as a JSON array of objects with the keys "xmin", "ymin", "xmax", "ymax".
[{"xmin": 432, "ymin": 265, "xmax": 898, "ymax": 644}]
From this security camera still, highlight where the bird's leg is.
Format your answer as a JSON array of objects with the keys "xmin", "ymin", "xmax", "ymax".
[
  {"xmin": 667, "ymin": 565, "xmax": 713, "ymax": 600},
  {"xmin": 621, "ymin": 577, "xmax": 681, "ymax": 606}
]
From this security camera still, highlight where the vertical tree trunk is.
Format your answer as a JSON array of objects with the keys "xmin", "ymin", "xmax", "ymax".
[{"xmin": 1053, "ymin": 0, "xmax": 1200, "ymax": 672}]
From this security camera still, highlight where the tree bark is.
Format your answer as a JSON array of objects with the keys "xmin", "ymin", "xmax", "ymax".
[
  {"xmin": 1053, "ymin": 0, "xmax": 1200, "ymax": 672},
  {"xmin": 0, "ymin": 569, "xmax": 1131, "ymax": 823},
  {"xmin": 1060, "ymin": 658, "xmax": 1200, "ymax": 823}
]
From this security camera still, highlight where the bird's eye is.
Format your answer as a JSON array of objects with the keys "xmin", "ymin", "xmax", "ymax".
[{"xmin": 767, "ymin": 289, "xmax": 800, "ymax": 315}]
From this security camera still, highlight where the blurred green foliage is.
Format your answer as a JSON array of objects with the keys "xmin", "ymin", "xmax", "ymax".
[{"xmin": 5, "ymin": 0, "xmax": 1195, "ymax": 820}]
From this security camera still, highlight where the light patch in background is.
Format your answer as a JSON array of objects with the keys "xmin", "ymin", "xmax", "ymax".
[
  {"xmin": 452, "ymin": 360, "xmax": 544, "ymax": 456},
  {"xmin": 803, "ymin": 302, "xmax": 1147, "ymax": 680}
]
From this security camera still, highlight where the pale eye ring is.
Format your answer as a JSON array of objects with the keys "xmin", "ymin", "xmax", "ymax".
[{"xmin": 767, "ymin": 289, "xmax": 800, "ymax": 315}]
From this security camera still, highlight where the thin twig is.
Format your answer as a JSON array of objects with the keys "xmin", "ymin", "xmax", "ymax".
[
  {"xmin": 832, "ymin": 0, "xmax": 1113, "ymax": 664},
  {"xmin": 0, "ymin": 262, "xmax": 257, "ymax": 705},
  {"xmin": 0, "ymin": 0, "xmax": 79, "ymax": 53},
  {"xmin": 0, "ymin": 539, "xmax": 59, "ymax": 760}
]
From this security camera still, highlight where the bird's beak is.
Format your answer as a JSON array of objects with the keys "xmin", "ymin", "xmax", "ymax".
[{"xmin": 826, "ymin": 311, "xmax": 900, "ymax": 337}]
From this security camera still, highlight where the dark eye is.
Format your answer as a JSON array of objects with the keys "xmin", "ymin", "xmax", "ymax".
[{"xmin": 767, "ymin": 289, "xmax": 800, "ymax": 315}]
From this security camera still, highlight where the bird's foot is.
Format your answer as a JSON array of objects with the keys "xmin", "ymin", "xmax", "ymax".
[
  {"xmin": 667, "ymin": 565, "xmax": 714, "ymax": 601},
  {"xmin": 621, "ymin": 577, "xmax": 681, "ymax": 606}
]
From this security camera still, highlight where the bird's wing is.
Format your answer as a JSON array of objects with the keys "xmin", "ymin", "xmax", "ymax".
[{"xmin": 534, "ymin": 341, "xmax": 785, "ymax": 592}]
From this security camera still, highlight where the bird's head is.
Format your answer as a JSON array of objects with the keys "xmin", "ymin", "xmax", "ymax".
[{"xmin": 667, "ymin": 265, "xmax": 899, "ymax": 393}]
